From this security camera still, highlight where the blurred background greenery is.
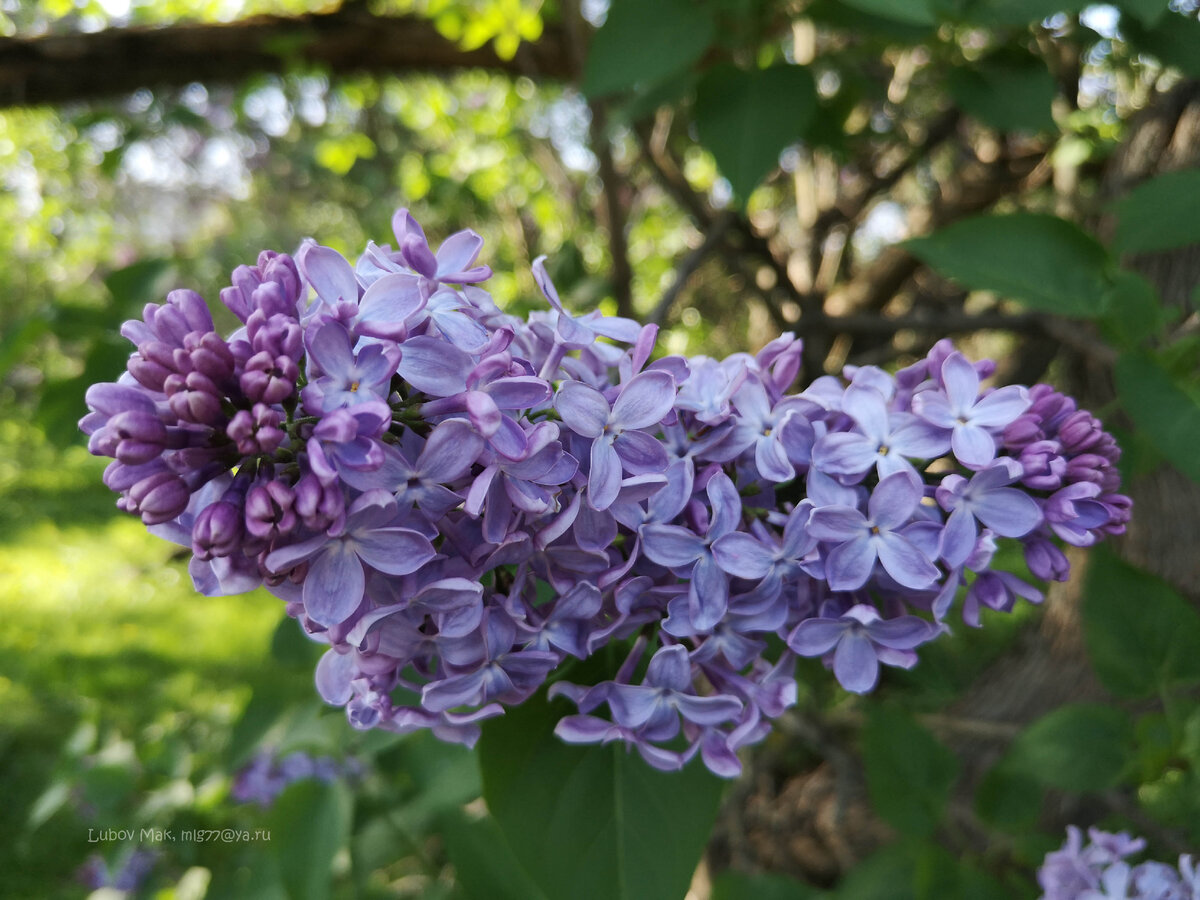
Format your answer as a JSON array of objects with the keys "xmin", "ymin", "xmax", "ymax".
[{"xmin": 1, "ymin": 0, "xmax": 1199, "ymax": 897}]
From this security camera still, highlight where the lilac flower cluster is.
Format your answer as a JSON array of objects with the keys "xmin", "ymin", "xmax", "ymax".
[
  {"xmin": 231, "ymin": 749, "xmax": 363, "ymax": 807},
  {"xmin": 82, "ymin": 208, "xmax": 1130, "ymax": 777},
  {"xmin": 1040, "ymin": 827, "xmax": 1199, "ymax": 899}
]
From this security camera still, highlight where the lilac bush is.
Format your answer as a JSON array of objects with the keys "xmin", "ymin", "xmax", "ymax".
[
  {"xmin": 81, "ymin": 209, "xmax": 1130, "ymax": 777},
  {"xmin": 1039, "ymin": 827, "xmax": 1199, "ymax": 900}
]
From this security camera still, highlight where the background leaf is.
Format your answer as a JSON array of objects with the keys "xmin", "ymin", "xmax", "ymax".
[
  {"xmin": 1114, "ymin": 350, "xmax": 1200, "ymax": 484},
  {"xmin": 267, "ymin": 779, "xmax": 353, "ymax": 900},
  {"xmin": 947, "ymin": 53, "xmax": 1057, "ymax": 132},
  {"xmin": 905, "ymin": 213, "xmax": 1111, "ymax": 317},
  {"xmin": 1111, "ymin": 168, "xmax": 1200, "ymax": 255},
  {"xmin": 861, "ymin": 706, "xmax": 958, "ymax": 837},
  {"xmin": 1003, "ymin": 703, "xmax": 1134, "ymax": 792},
  {"xmin": 1083, "ymin": 547, "xmax": 1200, "ymax": 698},
  {"xmin": 694, "ymin": 64, "xmax": 818, "ymax": 201},
  {"xmin": 478, "ymin": 690, "xmax": 726, "ymax": 900},
  {"xmin": 582, "ymin": 0, "xmax": 716, "ymax": 98}
]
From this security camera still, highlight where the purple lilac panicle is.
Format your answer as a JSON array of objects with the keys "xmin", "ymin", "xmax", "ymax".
[
  {"xmin": 1039, "ymin": 827, "xmax": 1198, "ymax": 900},
  {"xmin": 81, "ymin": 208, "xmax": 1131, "ymax": 777}
]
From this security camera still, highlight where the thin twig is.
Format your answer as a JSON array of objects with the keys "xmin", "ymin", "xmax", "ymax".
[{"xmin": 650, "ymin": 212, "xmax": 735, "ymax": 326}]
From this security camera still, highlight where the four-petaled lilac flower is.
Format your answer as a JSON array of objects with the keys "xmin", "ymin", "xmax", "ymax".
[
  {"xmin": 302, "ymin": 321, "xmax": 399, "ymax": 413},
  {"xmin": 937, "ymin": 460, "xmax": 1044, "ymax": 566},
  {"xmin": 556, "ymin": 369, "xmax": 675, "ymax": 510},
  {"xmin": 603, "ymin": 644, "xmax": 743, "ymax": 736},
  {"xmin": 642, "ymin": 472, "xmax": 742, "ymax": 630},
  {"xmin": 265, "ymin": 490, "xmax": 435, "ymax": 626},
  {"xmin": 813, "ymin": 383, "xmax": 951, "ymax": 482},
  {"xmin": 787, "ymin": 604, "xmax": 937, "ymax": 693},
  {"xmin": 711, "ymin": 501, "xmax": 818, "ymax": 605},
  {"xmin": 807, "ymin": 472, "xmax": 941, "ymax": 591},
  {"xmin": 913, "ymin": 351, "xmax": 1030, "ymax": 467}
]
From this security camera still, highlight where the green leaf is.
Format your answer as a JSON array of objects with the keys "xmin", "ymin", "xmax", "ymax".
[
  {"xmin": 582, "ymin": 0, "xmax": 716, "ymax": 99},
  {"xmin": 905, "ymin": 213, "xmax": 1111, "ymax": 317},
  {"xmin": 975, "ymin": 762, "xmax": 1042, "ymax": 830},
  {"xmin": 1098, "ymin": 270, "xmax": 1168, "ymax": 346},
  {"xmin": 440, "ymin": 810, "xmax": 551, "ymax": 900},
  {"xmin": 711, "ymin": 870, "xmax": 825, "ymax": 899},
  {"xmin": 1118, "ymin": 0, "xmax": 1169, "ymax": 27},
  {"xmin": 478, "ymin": 689, "xmax": 726, "ymax": 900},
  {"xmin": 1004, "ymin": 703, "xmax": 1134, "ymax": 792},
  {"xmin": 1111, "ymin": 169, "xmax": 1200, "ymax": 255},
  {"xmin": 839, "ymin": 0, "xmax": 936, "ymax": 25},
  {"xmin": 1114, "ymin": 350, "xmax": 1200, "ymax": 483},
  {"xmin": 861, "ymin": 706, "xmax": 958, "ymax": 837},
  {"xmin": 954, "ymin": 0, "xmax": 1088, "ymax": 25},
  {"xmin": 268, "ymin": 779, "xmax": 353, "ymax": 900},
  {"xmin": 1083, "ymin": 547, "xmax": 1200, "ymax": 697},
  {"xmin": 1123, "ymin": 11, "xmax": 1200, "ymax": 77},
  {"xmin": 694, "ymin": 64, "xmax": 817, "ymax": 201},
  {"xmin": 947, "ymin": 54, "xmax": 1057, "ymax": 132}
]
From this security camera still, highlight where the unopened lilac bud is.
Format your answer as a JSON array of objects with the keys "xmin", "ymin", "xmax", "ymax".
[
  {"xmin": 193, "ymin": 499, "xmax": 245, "ymax": 560},
  {"xmin": 128, "ymin": 340, "xmax": 178, "ymax": 392},
  {"xmin": 227, "ymin": 404, "xmax": 285, "ymax": 456},
  {"xmin": 127, "ymin": 470, "xmax": 190, "ymax": 525},
  {"xmin": 182, "ymin": 331, "xmax": 236, "ymax": 386},
  {"xmin": 294, "ymin": 471, "xmax": 344, "ymax": 531},
  {"xmin": 106, "ymin": 410, "xmax": 169, "ymax": 465},
  {"xmin": 261, "ymin": 251, "xmax": 301, "ymax": 303},
  {"xmin": 165, "ymin": 371, "xmax": 225, "ymax": 426},
  {"xmin": 245, "ymin": 480, "xmax": 297, "ymax": 540},
  {"xmin": 1003, "ymin": 414, "xmax": 1043, "ymax": 449},
  {"xmin": 1024, "ymin": 536, "xmax": 1070, "ymax": 581},
  {"xmin": 1058, "ymin": 410, "xmax": 1103, "ymax": 454},
  {"xmin": 247, "ymin": 311, "xmax": 303, "ymax": 360},
  {"xmin": 240, "ymin": 351, "xmax": 298, "ymax": 404},
  {"xmin": 251, "ymin": 281, "xmax": 293, "ymax": 319},
  {"xmin": 1017, "ymin": 440, "xmax": 1065, "ymax": 490}
]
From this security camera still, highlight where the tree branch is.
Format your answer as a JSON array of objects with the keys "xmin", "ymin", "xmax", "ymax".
[{"xmin": 0, "ymin": 7, "xmax": 573, "ymax": 109}]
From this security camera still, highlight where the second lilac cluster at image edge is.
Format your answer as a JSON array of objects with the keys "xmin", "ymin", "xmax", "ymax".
[{"xmin": 80, "ymin": 208, "xmax": 1131, "ymax": 777}]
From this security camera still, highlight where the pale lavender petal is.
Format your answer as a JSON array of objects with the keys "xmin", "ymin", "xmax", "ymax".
[
  {"xmin": 487, "ymin": 376, "xmax": 551, "ymax": 409},
  {"xmin": 833, "ymin": 631, "xmax": 880, "ymax": 693},
  {"xmin": 614, "ymin": 429, "xmax": 669, "ymax": 473},
  {"xmin": 868, "ymin": 471, "xmax": 921, "ymax": 530},
  {"xmin": 813, "ymin": 432, "xmax": 878, "ymax": 477},
  {"xmin": 434, "ymin": 308, "xmax": 490, "ymax": 351},
  {"xmin": 435, "ymin": 229, "xmax": 484, "ymax": 276},
  {"xmin": 969, "ymin": 385, "xmax": 1030, "ymax": 428},
  {"xmin": 304, "ymin": 544, "xmax": 365, "ymax": 626},
  {"xmin": 889, "ymin": 416, "xmax": 951, "ymax": 459},
  {"xmin": 556, "ymin": 381, "xmax": 609, "ymax": 438},
  {"xmin": 300, "ymin": 243, "xmax": 358, "ymax": 304},
  {"xmin": 841, "ymin": 384, "xmax": 889, "ymax": 441},
  {"xmin": 755, "ymin": 434, "xmax": 794, "ymax": 482},
  {"xmin": 875, "ymin": 532, "xmax": 940, "ymax": 589},
  {"xmin": 420, "ymin": 419, "xmax": 485, "ymax": 482},
  {"xmin": 674, "ymin": 694, "xmax": 743, "ymax": 726},
  {"xmin": 589, "ymin": 315, "xmax": 643, "ymax": 343},
  {"xmin": 941, "ymin": 352, "xmax": 980, "ymax": 414},
  {"xmin": 489, "ymin": 415, "xmax": 529, "ymax": 460},
  {"xmin": 808, "ymin": 507, "xmax": 867, "ymax": 542},
  {"xmin": 787, "ymin": 618, "xmax": 848, "ymax": 656},
  {"xmin": 690, "ymin": 554, "xmax": 729, "ymax": 631},
  {"xmin": 611, "ymin": 370, "xmax": 676, "ymax": 430},
  {"xmin": 865, "ymin": 615, "xmax": 936, "ymax": 650},
  {"xmin": 912, "ymin": 390, "xmax": 956, "ymax": 428},
  {"xmin": 607, "ymin": 684, "xmax": 662, "ymax": 729},
  {"xmin": 952, "ymin": 423, "xmax": 996, "ymax": 467},
  {"xmin": 555, "ymin": 715, "xmax": 619, "ymax": 744},
  {"xmin": 315, "ymin": 650, "xmax": 356, "ymax": 705},
  {"xmin": 825, "ymin": 535, "xmax": 875, "ymax": 591},
  {"xmin": 711, "ymin": 532, "xmax": 774, "ymax": 579},
  {"xmin": 357, "ymin": 272, "xmax": 425, "ymax": 335},
  {"xmin": 641, "ymin": 524, "xmax": 706, "ymax": 567},
  {"xmin": 421, "ymin": 669, "xmax": 486, "ymax": 712},
  {"xmin": 588, "ymin": 437, "xmax": 622, "ymax": 510},
  {"xmin": 645, "ymin": 644, "xmax": 692, "ymax": 691},
  {"xmin": 940, "ymin": 506, "xmax": 977, "ymax": 567},
  {"xmin": 706, "ymin": 472, "xmax": 742, "ymax": 539},
  {"xmin": 397, "ymin": 335, "xmax": 470, "ymax": 396},
  {"xmin": 974, "ymin": 488, "xmax": 1042, "ymax": 537},
  {"xmin": 355, "ymin": 528, "xmax": 435, "ymax": 575},
  {"xmin": 531, "ymin": 255, "xmax": 565, "ymax": 312}
]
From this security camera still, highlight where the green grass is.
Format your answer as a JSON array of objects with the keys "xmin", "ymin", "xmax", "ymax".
[{"xmin": 0, "ymin": 515, "xmax": 298, "ymax": 898}]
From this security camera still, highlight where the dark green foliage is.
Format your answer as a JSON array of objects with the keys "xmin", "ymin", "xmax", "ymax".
[{"xmin": 861, "ymin": 706, "xmax": 958, "ymax": 837}]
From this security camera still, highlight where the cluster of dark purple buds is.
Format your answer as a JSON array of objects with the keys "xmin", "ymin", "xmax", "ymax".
[
  {"xmin": 82, "ymin": 208, "xmax": 1130, "ymax": 777},
  {"xmin": 1039, "ymin": 827, "xmax": 1199, "ymax": 899},
  {"xmin": 231, "ymin": 749, "xmax": 363, "ymax": 807}
]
